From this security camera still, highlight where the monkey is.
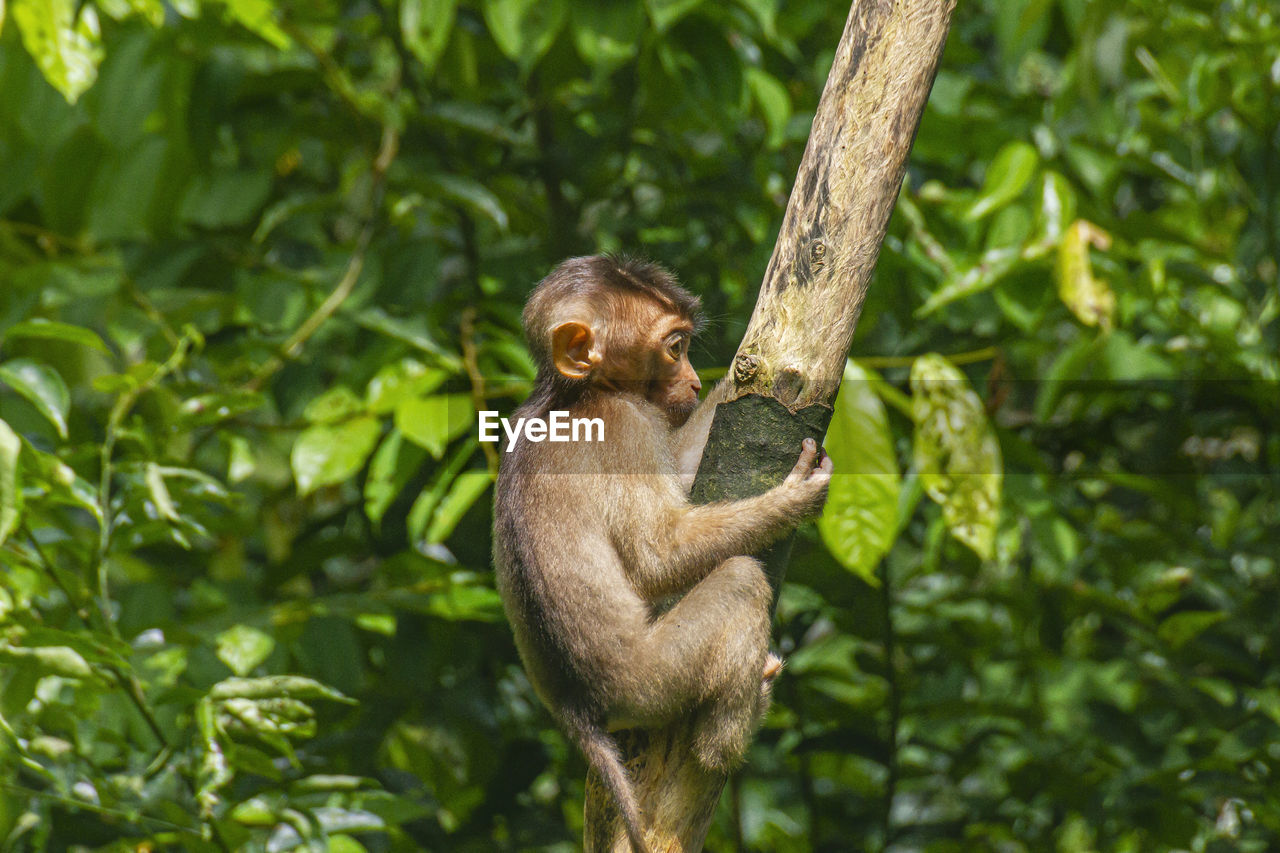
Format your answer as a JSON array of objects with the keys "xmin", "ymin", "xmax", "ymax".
[{"xmin": 492, "ymin": 255, "xmax": 832, "ymax": 852}]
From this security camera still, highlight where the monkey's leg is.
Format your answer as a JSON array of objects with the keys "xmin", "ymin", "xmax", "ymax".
[{"xmin": 624, "ymin": 556, "xmax": 774, "ymax": 771}]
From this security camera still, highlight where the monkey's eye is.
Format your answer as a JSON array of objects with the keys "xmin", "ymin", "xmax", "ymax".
[{"xmin": 667, "ymin": 338, "xmax": 686, "ymax": 360}]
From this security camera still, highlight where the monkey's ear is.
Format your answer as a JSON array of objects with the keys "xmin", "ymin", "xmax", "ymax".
[{"xmin": 551, "ymin": 321, "xmax": 600, "ymax": 380}]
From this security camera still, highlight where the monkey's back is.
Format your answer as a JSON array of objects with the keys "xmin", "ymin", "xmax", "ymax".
[{"xmin": 492, "ymin": 396, "xmax": 660, "ymax": 716}]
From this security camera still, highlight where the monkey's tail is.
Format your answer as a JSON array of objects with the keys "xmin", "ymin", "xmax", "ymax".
[{"xmin": 564, "ymin": 712, "xmax": 650, "ymax": 853}]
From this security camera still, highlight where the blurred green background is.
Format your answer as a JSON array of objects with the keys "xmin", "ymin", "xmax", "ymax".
[{"xmin": 1, "ymin": 0, "xmax": 1277, "ymax": 849}]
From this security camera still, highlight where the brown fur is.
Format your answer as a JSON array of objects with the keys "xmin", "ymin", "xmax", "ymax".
[{"xmin": 493, "ymin": 256, "xmax": 831, "ymax": 852}]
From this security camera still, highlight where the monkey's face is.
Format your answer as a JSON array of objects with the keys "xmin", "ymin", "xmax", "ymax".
[
  {"xmin": 643, "ymin": 316, "xmax": 701, "ymax": 427},
  {"xmin": 545, "ymin": 290, "xmax": 702, "ymax": 426}
]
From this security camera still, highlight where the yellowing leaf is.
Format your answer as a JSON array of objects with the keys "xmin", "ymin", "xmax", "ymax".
[
  {"xmin": 1056, "ymin": 219, "xmax": 1115, "ymax": 329},
  {"xmin": 10, "ymin": 0, "xmax": 103, "ymax": 102},
  {"xmin": 910, "ymin": 354, "xmax": 1002, "ymax": 560}
]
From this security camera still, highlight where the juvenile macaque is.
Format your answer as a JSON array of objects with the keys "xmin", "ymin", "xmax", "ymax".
[{"xmin": 493, "ymin": 255, "xmax": 831, "ymax": 851}]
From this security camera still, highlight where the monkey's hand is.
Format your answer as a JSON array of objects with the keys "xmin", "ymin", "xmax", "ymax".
[{"xmin": 780, "ymin": 437, "xmax": 833, "ymax": 518}]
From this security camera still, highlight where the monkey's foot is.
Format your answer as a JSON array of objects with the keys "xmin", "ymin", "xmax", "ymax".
[
  {"xmin": 759, "ymin": 653, "xmax": 784, "ymax": 710},
  {"xmin": 763, "ymin": 652, "xmax": 784, "ymax": 683}
]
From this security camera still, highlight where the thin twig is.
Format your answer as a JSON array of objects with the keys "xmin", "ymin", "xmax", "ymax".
[
  {"xmin": 96, "ymin": 335, "xmax": 194, "ymax": 612},
  {"xmin": 461, "ymin": 308, "xmax": 500, "ymax": 475},
  {"xmin": 245, "ymin": 125, "xmax": 400, "ymax": 391}
]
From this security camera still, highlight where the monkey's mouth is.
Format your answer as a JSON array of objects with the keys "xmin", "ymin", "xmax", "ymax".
[{"xmin": 666, "ymin": 397, "xmax": 697, "ymax": 428}]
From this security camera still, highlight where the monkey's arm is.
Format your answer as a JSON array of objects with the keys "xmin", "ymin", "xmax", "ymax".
[
  {"xmin": 627, "ymin": 440, "xmax": 831, "ymax": 598},
  {"xmin": 673, "ymin": 380, "xmax": 731, "ymax": 492}
]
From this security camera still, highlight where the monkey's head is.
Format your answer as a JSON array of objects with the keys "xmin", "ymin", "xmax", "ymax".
[{"xmin": 523, "ymin": 255, "xmax": 704, "ymax": 427}]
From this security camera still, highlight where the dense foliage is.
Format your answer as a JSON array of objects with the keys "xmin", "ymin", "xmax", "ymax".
[{"xmin": 1, "ymin": 0, "xmax": 1277, "ymax": 849}]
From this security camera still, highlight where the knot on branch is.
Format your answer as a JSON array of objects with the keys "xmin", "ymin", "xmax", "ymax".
[{"xmin": 733, "ymin": 354, "xmax": 761, "ymax": 385}]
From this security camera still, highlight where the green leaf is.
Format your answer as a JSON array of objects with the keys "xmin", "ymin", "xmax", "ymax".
[
  {"xmin": 394, "ymin": 395, "xmax": 474, "ymax": 459},
  {"xmin": 364, "ymin": 429, "xmax": 428, "ymax": 527},
  {"xmin": 227, "ymin": 435, "xmax": 255, "ymax": 483},
  {"xmin": 424, "ymin": 101, "xmax": 522, "ymax": 144},
  {"xmin": 210, "ymin": 675, "xmax": 354, "ymax": 704},
  {"xmin": 401, "ymin": 0, "xmax": 457, "ymax": 75},
  {"xmin": 817, "ymin": 361, "xmax": 902, "ymax": 585},
  {"xmin": 145, "ymin": 462, "xmax": 179, "ymax": 521},
  {"xmin": 10, "ymin": 0, "xmax": 103, "ymax": 103},
  {"xmin": 2, "ymin": 318, "xmax": 109, "ymax": 353},
  {"xmin": 407, "ymin": 438, "xmax": 477, "ymax": 540},
  {"xmin": 993, "ymin": 0, "xmax": 1051, "ymax": 73},
  {"xmin": 424, "ymin": 469, "xmax": 492, "ymax": 544},
  {"xmin": 481, "ymin": 0, "xmax": 566, "ymax": 70},
  {"xmin": 966, "ymin": 141, "xmax": 1038, "ymax": 220},
  {"xmin": 95, "ymin": 0, "xmax": 164, "ymax": 26},
  {"xmin": 365, "ymin": 359, "xmax": 446, "ymax": 414},
  {"xmin": 221, "ymin": 0, "xmax": 290, "ymax": 48},
  {"xmin": 1056, "ymin": 220, "xmax": 1115, "ymax": 329},
  {"xmin": 179, "ymin": 390, "xmax": 267, "ymax": 425},
  {"xmin": 353, "ymin": 308, "xmax": 463, "ymax": 369},
  {"xmin": 910, "ymin": 354, "xmax": 1002, "ymax": 560},
  {"xmin": 1038, "ymin": 171, "xmax": 1077, "ymax": 241},
  {"xmin": 329, "ymin": 835, "xmax": 371, "ymax": 853},
  {"xmin": 15, "ymin": 626, "xmax": 132, "ymax": 670},
  {"xmin": 1157, "ymin": 610, "xmax": 1227, "ymax": 650},
  {"xmin": 178, "ymin": 170, "xmax": 273, "ymax": 229},
  {"xmin": 0, "ymin": 643, "xmax": 94, "ymax": 678},
  {"xmin": 291, "ymin": 416, "xmax": 382, "ymax": 496},
  {"xmin": 266, "ymin": 809, "xmax": 384, "ymax": 850},
  {"xmin": 426, "ymin": 583, "xmax": 504, "ymax": 621},
  {"xmin": 21, "ymin": 441, "xmax": 100, "ymax": 521},
  {"xmin": 915, "ymin": 245, "xmax": 1023, "ymax": 316},
  {"xmin": 746, "ymin": 68, "xmax": 790, "ymax": 149},
  {"xmin": 0, "ymin": 359, "xmax": 70, "ymax": 439},
  {"xmin": 424, "ymin": 174, "xmax": 509, "ymax": 230},
  {"xmin": 302, "ymin": 386, "xmax": 366, "ymax": 424},
  {"xmin": 0, "ymin": 419, "xmax": 21, "ymax": 546},
  {"xmin": 645, "ymin": 0, "xmax": 701, "ymax": 32},
  {"xmin": 216, "ymin": 625, "xmax": 276, "ymax": 677},
  {"xmin": 571, "ymin": 2, "xmax": 643, "ymax": 68}
]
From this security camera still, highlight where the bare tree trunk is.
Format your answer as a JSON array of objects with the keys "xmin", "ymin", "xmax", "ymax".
[{"xmin": 584, "ymin": 0, "xmax": 955, "ymax": 849}]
